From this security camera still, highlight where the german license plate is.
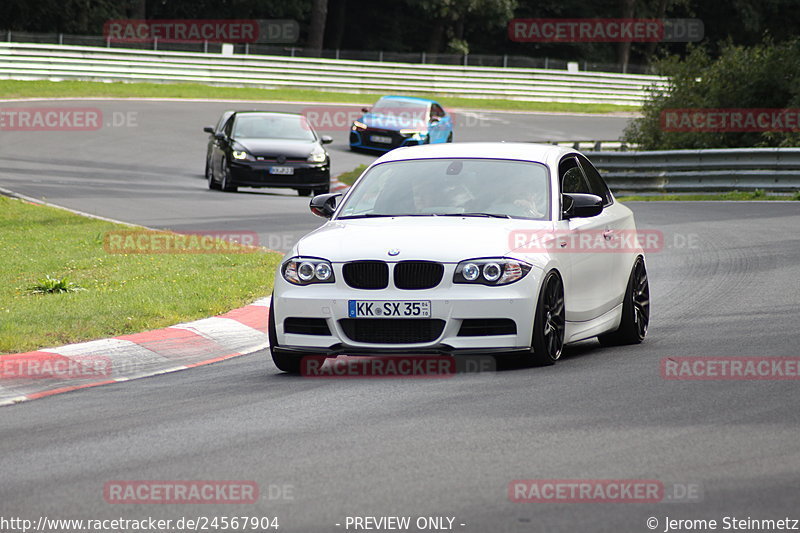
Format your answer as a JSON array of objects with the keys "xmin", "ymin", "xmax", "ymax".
[
  {"xmin": 348, "ymin": 300, "xmax": 431, "ymax": 318},
  {"xmin": 269, "ymin": 166, "xmax": 294, "ymax": 175},
  {"xmin": 370, "ymin": 135, "xmax": 392, "ymax": 144}
]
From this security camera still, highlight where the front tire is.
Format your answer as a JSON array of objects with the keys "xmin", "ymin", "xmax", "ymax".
[
  {"xmin": 529, "ymin": 271, "xmax": 566, "ymax": 366},
  {"xmin": 494, "ymin": 271, "xmax": 564, "ymax": 369},
  {"xmin": 220, "ymin": 159, "xmax": 238, "ymax": 192},
  {"xmin": 598, "ymin": 256, "xmax": 649, "ymax": 346},
  {"xmin": 206, "ymin": 161, "xmax": 220, "ymax": 190},
  {"xmin": 269, "ymin": 297, "xmax": 302, "ymax": 374}
]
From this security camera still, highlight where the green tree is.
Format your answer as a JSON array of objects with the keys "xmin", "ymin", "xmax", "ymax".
[{"xmin": 623, "ymin": 39, "xmax": 800, "ymax": 149}]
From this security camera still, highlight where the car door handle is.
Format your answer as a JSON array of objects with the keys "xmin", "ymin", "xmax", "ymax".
[{"xmin": 603, "ymin": 230, "xmax": 614, "ymax": 241}]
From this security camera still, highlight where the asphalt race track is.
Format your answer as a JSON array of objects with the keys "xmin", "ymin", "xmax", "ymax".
[
  {"xmin": 0, "ymin": 99, "xmax": 631, "ymax": 252},
  {"xmin": 2, "ymin": 99, "xmax": 800, "ymax": 532}
]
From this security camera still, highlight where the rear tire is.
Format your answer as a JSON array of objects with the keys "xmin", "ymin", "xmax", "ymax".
[
  {"xmin": 598, "ymin": 256, "xmax": 649, "ymax": 346},
  {"xmin": 297, "ymin": 188, "xmax": 312, "ymax": 197},
  {"xmin": 313, "ymin": 184, "xmax": 330, "ymax": 195},
  {"xmin": 269, "ymin": 297, "xmax": 302, "ymax": 374}
]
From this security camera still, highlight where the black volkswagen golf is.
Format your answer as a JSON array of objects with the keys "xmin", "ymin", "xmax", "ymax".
[{"xmin": 204, "ymin": 111, "xmax": 332, "ymax": 195}]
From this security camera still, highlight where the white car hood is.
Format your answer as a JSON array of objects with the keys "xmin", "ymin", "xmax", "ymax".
[{"xmin": 295, "ymin": 217, "xmax": 554, "ymax": 263}]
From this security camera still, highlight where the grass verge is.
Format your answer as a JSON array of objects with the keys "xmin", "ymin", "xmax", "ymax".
[
  {"xmin": 335, "ymin": 164, "xmax": 369, "ymax": 186},
  {"xmin": 617, "ymin": 190, "xmax": 800, "ymax": 201},
  {"xmin": 0, "ymin": 80, "xmax": 639, "ymax": 114},
  {"xmin": 0, "ymin": 196, "xmax": 282, "ymax": 354}
]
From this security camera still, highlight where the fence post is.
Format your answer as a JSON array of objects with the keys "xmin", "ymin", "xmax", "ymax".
[
  {"xmin": 544, "ymin": 57, "xmax": 549, "ymax": 69},
  {"xmin": 421, "ymin": 51, "xmax": 425, "ymax": 64},
  {"xmin": 464, "ymin": 54, "xmax": 468, "ymax": 66},
  {"xmin": 154, "ymin": 37, "xmax": 158, "ymax": 51},
  {"xmin": 58, "ymin": 33, "xmax": 63, "ymax": 45},
  {"xmin": 503, "ymin": 54, "xmax": 507, "ymax": 68},
  {"xmin": 204, "ymin": 40, "xmax": 208, "ymax": 53},
  {"xmin": 245, "ymin": 43, "xmax": 249, "ymax": 55},
  {"xmin": 335, "ymin": 49, "xmax": 340, "ymax": 60},
  {"xmin": 106, "ymin": 37, "xmax": 111, "ymax": 47},
  {"xmin": 379, "ymin": 50, "xmax": 383, "ymax": 62},
  {"xmin": 7, "ymin": 30, "xmax": 11, "ymax": 42}
]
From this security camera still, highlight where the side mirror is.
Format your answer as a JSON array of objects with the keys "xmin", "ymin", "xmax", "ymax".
[
  {"xmin": 214, "ymin": 132, "xmax": 226, "ymax": 141},
  {"xmin": 203, "ymin": 126, "xmax": 214, "ymax": 134},
  {"xmin": 361, "ymin": 107, "xmax": 370, "ymax": 113},
  {"xmin": 310, "ymin": 193, "xmax": 342, "ymax": 218},
  {"xmin": 562, "ymin": 193, "xmax": 604, "ymax": 219},
  {"xmin": 320, "ymin": 135, "xmax": 333, "ymax": 144}
]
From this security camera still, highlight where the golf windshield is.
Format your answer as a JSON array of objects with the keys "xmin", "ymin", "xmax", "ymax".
[
  {"xmin": 337, "ymin": 158, "xmax": 550, "ymax": 220},
  {"xmin": 233, "ymin": 114, "xmax": 315, "ymax": 141}
]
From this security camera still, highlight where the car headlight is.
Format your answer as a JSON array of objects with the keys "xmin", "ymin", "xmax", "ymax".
[
  {"xmin": 352, "ymin": 120, "xmax": 367, "ymax": 130},
  {"xmin": 307, "ymin": 151, "xmax": 327, "ymax": 163},
  {"xmin": 454, "ymin": 258, "xmax": 531, "ymax": 286},
  {"xmin": 282, "ymin": 257, "xmax": 335, "ymax": 285},
  {"xmin": 231, "ymin": 143, "xmax": 255, "ymax": 161},
  {"xmin": 399, "ymin": 129, "xmax": 426, "ymax": 137}
]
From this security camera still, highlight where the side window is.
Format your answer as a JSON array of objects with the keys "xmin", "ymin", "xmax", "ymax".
[
  {"xmin": 559, "ymin": 156, "xmax": 591, "ymax": 194},
  {"xmin": 431, "ymin": 104, "xmax": 445, "ymax": 119},
  {"xmin": 223, "ymin": 116, "xmax": 234, "ymax": 138},
  {"xmin": 577, "ymin": 154, "xmax": 613, "ymax": 206}
]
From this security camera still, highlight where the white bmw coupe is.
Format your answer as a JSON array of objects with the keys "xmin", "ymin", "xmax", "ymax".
[{"xmin": 269, "ymin": 143, "xmax": 649, "ymax": 373}]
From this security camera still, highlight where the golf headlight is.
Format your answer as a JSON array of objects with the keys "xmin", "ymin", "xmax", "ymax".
[
  {"xmin": 231, "ymin": 143, "xmax": 255, "ymax": 161},
  {"xmin": 454, "ymin": 258, "xmax": 531, "ymax": 286},
  {"xmin": 352, "ymin": 120, "xmax": 367, "ymax": 130},
  {"xmin": 282, "ymin": 257, "xmax": 335, "ymax": 285},
  {"xmin": 307, "ymin": 151, "xmax": 327, "ymax": 163}
]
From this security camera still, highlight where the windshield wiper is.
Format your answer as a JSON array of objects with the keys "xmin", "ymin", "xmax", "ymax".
[
  {"xmin": 337, "ymin": 214, "xmax": 397, "ymax": 219},
  {"xmin": 337, "ymin": 213, "xmax": 431, "ymax": 219},
  {"xmin": 439, "ymin": 212, "xmax": 511, "ymax": 219}
]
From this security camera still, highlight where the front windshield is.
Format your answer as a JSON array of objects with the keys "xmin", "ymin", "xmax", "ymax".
[
  {"xmin": 232, "ymin": 114, "xmax": 315, "ymax": 141},
  {"xmin": 369, "ymin": 99, "xmax": 428, "ymax": 127},
  {"xmin": 337, "ymin": 158, "xmax": 550, "ymax": 220}
]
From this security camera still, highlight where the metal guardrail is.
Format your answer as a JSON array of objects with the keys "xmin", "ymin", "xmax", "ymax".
[
  {"xmin": 587, "ymin": 148, "xmax": 800, "ymax": 192},
  {"xmin": 0, "ymin": 42, "xmax": 666, "ymax": 105}
]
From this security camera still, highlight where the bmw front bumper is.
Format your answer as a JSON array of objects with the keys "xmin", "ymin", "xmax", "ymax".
[{"xmin": 272, "ymin": 262, "xmax": 543, "ymax": 356}]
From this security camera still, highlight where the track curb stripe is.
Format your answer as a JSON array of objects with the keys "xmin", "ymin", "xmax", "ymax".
[{"xmin": 0, "ymin": 301, "xmax": 270, "ymax": 407}]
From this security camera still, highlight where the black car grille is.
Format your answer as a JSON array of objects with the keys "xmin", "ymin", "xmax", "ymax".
[
  {"xmin": 394, "ymin": 261, "xmax": 444, "ymax": 290},
  {"xmin": 457, "ymin": 319, "xmax": 517, "ymax": 337},
  {"xmin": 284, "ymin": 317, "xmax": 331, "ymax": 336},
  {"xmin": 339, "ymin": 319, "xmax": 445, "ymax": 344},
  {"xmin": 343, "ymin": 261, "xmax": 389, "ymax": 289}
]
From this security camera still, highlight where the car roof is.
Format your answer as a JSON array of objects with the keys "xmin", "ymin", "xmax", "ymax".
[
  {"xmin": 232, "ymin": 111, "xmax": 304, "ymax": 118},
  {"xmin": 372, "ymin": 142, "xmax": 578, "ymax": 166},
  {"xmin": 377, "ymin": 95, "xmax": 436, "ymax": 105}
]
